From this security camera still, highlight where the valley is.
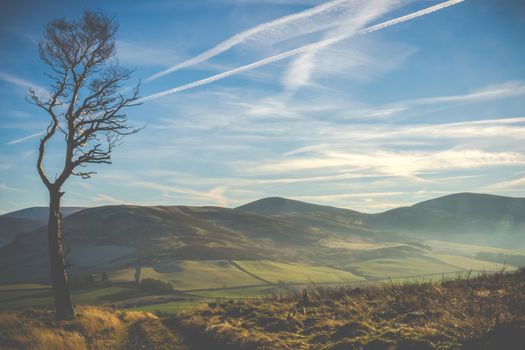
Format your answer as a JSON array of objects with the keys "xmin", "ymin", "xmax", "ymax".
[{"xmin": 0, "ymin": 193, "xmax": 523, "ymax": 314}]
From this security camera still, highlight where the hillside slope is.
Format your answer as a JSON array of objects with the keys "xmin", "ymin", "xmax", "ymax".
[
  {"xmin": 1, "ymin": 193, "xmax": 523, "ymax": 285},
  {"xmin": 171, "ymin": 269, "xmax": 525, "ymax": 350},
  {"xmin": 239, "ymin": 194, "xmax": 525, "ymax": 245},
  {"xmin": 366, "ymin": 193, "xmax": 525, "ymax": 243},
  {"xmin": 3, "ymin": 206, "xmax": 85, "ymax": 222},
  {"xmin": 0, "ymin": 207, "xmax": 85, "ymax": 248},
  {"xmin": 0, "ymin": 205, "xmax": 330, "ymax": 283}
]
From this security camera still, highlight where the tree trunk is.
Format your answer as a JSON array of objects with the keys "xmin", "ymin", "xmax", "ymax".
[{"xmin": 48, "ymin": 188, "xmax": 75, "ymax": 320}]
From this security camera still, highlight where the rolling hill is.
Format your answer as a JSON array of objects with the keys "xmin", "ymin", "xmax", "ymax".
[
  {"xmin": 2, "ymin": 206, "xmax": 85, "ymax": 222},
  {"xmin": 0, "ymin": 217, "xmax": 43, "ymax": 247},
  {"xmin": 0, "ymin": 193, "xmax": 523, "ymax": 287},
  {"xmin": 0, "ymin": 207, "xmax": 85, "ymax": 248},
  {"xmin": 365, "ymin": 193, "xmax": 525, "ymax": 244},
  {"xmin": 238, "ymin": 193, "xmax": 525, "ymax": 245}
]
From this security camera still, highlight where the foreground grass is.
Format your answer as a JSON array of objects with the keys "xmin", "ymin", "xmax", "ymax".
[
  {"xmin": 168, "ymin": 268, "xmax": 525, "ymax": 350},
  {"xmin": 0, "ymin": 306, "xmax": 160, "ymax": 350},
  {"xmin": 1, "ymin": 269, "xmax": 524, "ymax": 349}
]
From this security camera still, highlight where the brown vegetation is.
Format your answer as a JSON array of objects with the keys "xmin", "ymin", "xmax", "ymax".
[
  {"xmin": 1, "ymin": 270, "xmax": 523, "ymax": 349},
  {"xmin": 0, "ymin": 306, "xmax": 155, "ymax": 350},
  {"xmin": 168, "ymin": 268, "xmax": 525, "ymax": 349}
]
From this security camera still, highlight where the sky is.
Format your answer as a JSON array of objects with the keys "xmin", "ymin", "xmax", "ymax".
[{"xmin": 0, "ymin": 0, "xmax": 524, "ymax": 214}]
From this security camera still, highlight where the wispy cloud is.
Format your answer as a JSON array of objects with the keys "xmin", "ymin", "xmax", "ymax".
[
  {"xmin": 131, "ymin": 181, "xmax": 229, "ymax": 206},
  {"xmin": 0, "ymin": 182, "xmax": 22, "ymax": 192},
  {"xmin": 251, "ymin": 148, "xmax": 525, "ymax": 177},
  {"xmin": 91, "ymin": 193, "xmax": 128, "ymax": 205},
  {"xmin": 116, "ymin": 40, "xmax": 181, "ymax": 67},
  {"xmin": 482, "ymin": 176, "xmax": 525, "ymax": 191},
  {"xmin": 362, "ymin": 81, "xmax": 525, "ymax": 118},
  {"xmin": 282, "ymin": 0, "xmax": 404, "ymax": 90},
  {"xmin": 6, "ymin": 131, "xmax": 44, "ymax": 145},
  {"xmin": 140, "ymin": 0, "xmax": 464, "ymax": 101},
  {"xmin": 146, "ymin": 0, "xmax": 378, "ymax": 81},
  {"xmin": 0, "ymin": 70, "xmax": 47, "ymax": 97}
]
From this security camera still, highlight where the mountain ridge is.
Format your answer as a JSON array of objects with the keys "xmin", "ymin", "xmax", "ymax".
[{"xmin": 0, "ymin": 192, "xmax": 523, "ymax": 284}]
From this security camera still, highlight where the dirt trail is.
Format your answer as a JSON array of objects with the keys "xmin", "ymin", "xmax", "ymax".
[{"xmin": 128, "ymin": 318, "xmax": 189, "ymax": 350}]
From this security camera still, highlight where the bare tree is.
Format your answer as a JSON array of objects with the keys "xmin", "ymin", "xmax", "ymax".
[{"xmin": 28, "ymin": 10, "xmax": 140, "ymax": 320}]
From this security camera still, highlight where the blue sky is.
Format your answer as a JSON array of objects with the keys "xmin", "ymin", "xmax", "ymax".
[{"xmin": 0, "ymin": 0, "xmax": 524, "ymax": 213}]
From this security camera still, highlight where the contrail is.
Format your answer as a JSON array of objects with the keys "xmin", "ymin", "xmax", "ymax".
[
  {"xmin": 6, "ymin": 131, "xmax": 45, "ymax": 145},
  {"xmin": 140, "ymin": 0, "xmax": 464, "ymax": 102},
  {"xmin": 145, "ymin": 0, "xmax": 356, "ymax": 82}
]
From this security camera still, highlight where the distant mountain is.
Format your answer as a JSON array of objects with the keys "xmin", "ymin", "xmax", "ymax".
[
  {"xmin": 366, "ymin": 193, "xmax": 525, "ymax": 241},
  {"xmin": 237, "ymin": 197, "xmax": 360, "ymax": 217},
  {"xmin": 3, "ymin": 206, "xmax": 85, "ymax": 222},
  {"xmin": 0, "ymin": 204, "xmax": 331, "ymax": 283},
  {"xmin": 236, "ymin": 197, "xmax": 373, "ymax": 238},
  {"xmin": 0, "ymin": 207, "xmax": 86, "ymax": 248},
  {"xmin": 1, "ymin": 193, "xmax": 523, "ymax": 284},
  {"xmin": 0, "ymin": 217, "xmax": 43, "ymax": 247}
]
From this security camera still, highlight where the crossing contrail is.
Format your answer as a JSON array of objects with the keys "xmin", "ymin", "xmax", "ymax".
[
  {"xmin": 140, "ymin": 0, "xmax": 464, "ymax": 102},
  {"xmin": 145, "ymin": 0, "xmax": 362, "ymax": 82}
]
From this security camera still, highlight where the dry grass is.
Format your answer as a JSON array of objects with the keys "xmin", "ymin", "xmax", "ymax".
[
  {"xmin": 0, "ymin": 306, "xmax": 155, "ymax": 350},
  {"xmin": 167, "ymin": 269, "xmax": 525, "ymax": 350},
  {"xmin": 1, "ymin": 270, "xmax": 523, "ymax": 349}
]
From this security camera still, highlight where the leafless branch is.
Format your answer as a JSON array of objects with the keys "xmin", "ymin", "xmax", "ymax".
[{"xmin": 31, "ymin": 10, "xmax": 141, "ymax": 189}]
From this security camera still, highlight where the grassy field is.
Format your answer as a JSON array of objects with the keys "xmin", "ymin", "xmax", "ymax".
[
  {"xmin": 430, "ymin": 253, "xmax": 511, "ymax": 271},
  {"xmin": 351, "ymin": 256, "xmax": 462, "ymax": 279},
  {"xmin": 1, "ymin": 248, "xmax": 522, "ymax": 314},
  {"xmin": 0, "ymin": 283, "xmax": 48, "ymax": 290},
  {"xmin": 111, "ymin": 260, "xmax": 265, "ymax": 290},
  {"xmin": 189, "ymin": 285, "xmax": 292, "ymax": 298},
  {"xmin": 169, "ymin": 269, "xmax": 525, "ymax": 350},
  {"xmin": 233, "ymin": 260, "xmax": 365, "ymax": 284},
  {"xmin": 125, "ymin": 300, "xmax": 205, "ymax": 315},
  {"xmin": 424, "ymin": 240, "xmax": 522, "ymax": 256},
  {"xmin": 0, "ymin": 285, "xmax": 142, "ymax": 310}
]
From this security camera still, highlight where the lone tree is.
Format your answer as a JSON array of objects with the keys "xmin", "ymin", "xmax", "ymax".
[{"xmin": 29, "ymin": 11, "xmax": 140, "ymax": 320}]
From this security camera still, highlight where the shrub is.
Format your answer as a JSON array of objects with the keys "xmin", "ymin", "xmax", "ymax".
[{"xmin": 139, "ymin": 278, "xmax": 174, "ymax": 294}]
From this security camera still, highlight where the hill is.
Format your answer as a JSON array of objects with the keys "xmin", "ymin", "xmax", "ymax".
[
  {"xmin": 365, "ymin": 193, "xmax": 525, "ymax": 244},
  {"xmin": 2, "ymin": 206, "xmax": 85, "ymax": 222},
  {"xmin": 0, "ymin": 207, "xmax": 86, "ymax": 248},
  {"xmin": 169, "ymin": 268, "xmax": 525, "ymax": 350},
  {"xmin": 0, "ymin": 217, "xmax": 43, "ymax": 247},
  {"xmin": 3, "ymin": 269, "xmax": 523, "ymax": 349},
  {"xmin": 236, "ymin": 197, "xmax": 361, "ymax": 217},
  {"xmin": 238, "ymin": 193, "xmax": 525, "ymax": 245},
  {"xmin": 0, "ymin": 193, "xmax": 523, "ymax": 288},
  {"xmin": 0, "ymin": 204, "xmax": 331, "ymax": 284}
]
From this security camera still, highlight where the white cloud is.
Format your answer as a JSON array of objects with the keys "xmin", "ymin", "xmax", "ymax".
[
  {"xmin": 251, "ymin": 148, "xmax": 525, "ymax": 177},
  {"xmin": 146, "ymin": 0, "xmax": 380, "ymax": 81},
  {"xmin": 131, "ymin": 181, "xmax": 229, "ymax": 206},
  {"xmin": 362, "ymin": 81, "xmax": 525, "ymax": 118},
  {"xmin": 0, "ymin": 182, "xmax": 21, "ymax": 192},
  {"xmin": 0, "ymin": 70, "xmax": 48, "ymax": 97},
  {"xmin": 140, "ymin": 0, "xmax": 464, "ymax": 101},
  {"xmin": 91, "ymin": 193, "xmax": 127, "ymax": 205},
  {"xmin": 116, "ymin": 41, "xmax": 181, "ymax": 67},
  {"xmin": 483, "ymin": 176, "xmax": 525, "ymax": 191},
  {"xmin": 283, "ymin": 0, "xmax": 405, "ymax": 90},
  {"xmin": 6, "ymin": 131, "xmax": 44, "ymax": 145}
]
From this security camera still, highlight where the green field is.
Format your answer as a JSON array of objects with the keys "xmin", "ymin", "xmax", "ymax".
[
  {"xmin": 0, "ymin": 285, "xmax": 142, "ymax": 309},
  {"xmin": 111, "ymin": 260, "xmax": 265, "ymax": 290},
  {"xmin": 0, "ymin": 283, "xmax": 48, "ymax": 290},
  {"xmin": 351, "ymin": 257, "xmax": 462, "ymax": 279},
  {"xmin": 430, "ymin": 253, "xmax": 511, "ymax": 271},
  {"xmin": 424, "ymin": 240, "xmax": 521, "ymax": 256},
  {"xmin": 124, "ymin": 300, "xmax": 205, "ymax": 314},
  {"xmin": 1, "ymin": 247, "xmax": 522, "ymax": 314},
  {"xmin": 234, "ymin": 260, "xmax": 365, "ymax": 284}
]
